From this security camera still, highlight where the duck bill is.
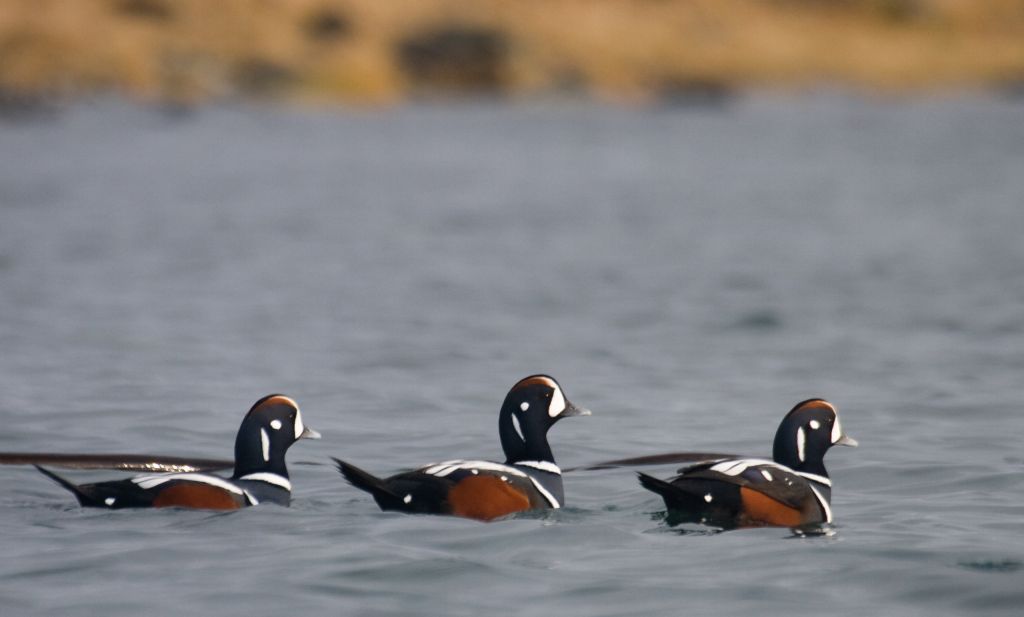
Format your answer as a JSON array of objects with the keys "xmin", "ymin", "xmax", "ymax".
[
  {"xmin": 559, "ymin": 401, "xmax": 592, "ymax": 418},
  {"xmin": 834, "ymin": 434, "xmax": 858, "ymax": 447},
  {"xmin": 300, "ymin": 426, "xmax": 322, "ymax": 440}
]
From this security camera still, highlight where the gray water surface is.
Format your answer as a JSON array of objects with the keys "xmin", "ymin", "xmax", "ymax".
[{"xmin": 2, "ymin": 94, "xmax": 1023, "ymax": 615}]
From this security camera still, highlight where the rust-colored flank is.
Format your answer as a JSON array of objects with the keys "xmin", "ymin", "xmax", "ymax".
[
  {"xmin": 151, "ymin": 484, "xmax": 243, "ymax": 510},
  {"xmin": 447, "ymin": 476, "xmax": 532, "ymax": 521},
  {"xmin": 739, "ymin": 487, "xmax": 804, "ymax": 527}
]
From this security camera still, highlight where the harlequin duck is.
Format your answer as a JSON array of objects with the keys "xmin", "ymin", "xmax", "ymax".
[
  {"xmin": 638, "ymin": 398, "xmax": 857, "ymax": 529},
  {"xmin": 35, "ymin": 394, "xmax": 320, "ymax": 510},
  {"xmin": 333, "ymin": 375, "xmax": 590, "ymax": 521}
]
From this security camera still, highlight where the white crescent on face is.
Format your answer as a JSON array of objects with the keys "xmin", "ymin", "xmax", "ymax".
[
  {"xmin": 294, "ymin": 408, "xmax": 306, "ymax": 439},
  {"xmin": 831, "ymin": 414, "xmax": 844, "ymax": 444},
  {"xmin": 548, "ymin": 384, "xmax": 566, "ymax": 417}
]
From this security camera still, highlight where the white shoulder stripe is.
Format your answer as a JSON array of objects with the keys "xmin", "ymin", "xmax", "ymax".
[
  {"xmin": 238, "ymin": 472, "xmax": 292, "ymax": 491},
  {"xmin": 527, "ymin": 477, "xmax": 561, "ymax": 508},
  {"xmin": 808, "ymin": 483, "xmax": 833, "ymax": 523}
]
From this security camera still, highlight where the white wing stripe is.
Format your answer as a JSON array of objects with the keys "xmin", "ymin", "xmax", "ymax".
[
  {"xmin": 422, "ymin": 460, "xmax": 529, "ymax": 478},
  {"xmin": 707, "ymin": 459, "xmax": 832, "ymax": 487},
  {"xmin": 131, "ymin": 473, "xmax": 244, "ymax": 495}
]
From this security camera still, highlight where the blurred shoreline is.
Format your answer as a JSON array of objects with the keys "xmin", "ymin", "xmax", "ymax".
[{"xmin": 2, "ymin": 0, "xmax": 1024, "ymax": 107}]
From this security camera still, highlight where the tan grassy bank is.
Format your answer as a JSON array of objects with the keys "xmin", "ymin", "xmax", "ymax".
[{"xmin": 2, "ymin": 0, "xmax": 1024, "ymax": 104}]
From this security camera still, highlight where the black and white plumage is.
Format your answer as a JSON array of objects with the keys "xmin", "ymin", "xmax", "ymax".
[
  {"xmin": 36, "ymin": 394, "xmax": 320, "ymax": 510},
  {"xmin": 638, "ymin": 398, "xmax": 857, "ymax": 529},
  {"xmin": 333, "ymin": 375, "xmax": 590, "ymax": 521}
]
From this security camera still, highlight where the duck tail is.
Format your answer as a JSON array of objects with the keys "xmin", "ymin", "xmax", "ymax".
[
  {"xmin": 34, "ymin": 465, "xmax": 94, "ymax": 506},
  {"xmin": 331, "ymin": 457, "xmax": 406, "ymax": 510},
  {"xmin": 637, "ymin": 471, "xmax": 679, "ymax": 499}
]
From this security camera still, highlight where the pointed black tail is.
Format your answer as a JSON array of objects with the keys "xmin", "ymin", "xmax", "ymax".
[
  {"xmin": 34, "ymin": 465, "xmax": 93, "ymax": 506},
  {"xmin": 638, "ymin": 471, "xmax": 732, "ymax": 526},
  {"xmin": 331, "ymin": 457, "xmax": 406, "ymax": 510},
  {"xmin": 637, "ymin": 471, "xmax": 710, "ymax": 510},
  {"xmin": 637, "ymin": 471, "xmax": 679, "ymax": 499}
]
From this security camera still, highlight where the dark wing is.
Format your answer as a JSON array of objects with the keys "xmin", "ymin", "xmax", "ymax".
[
  {"xmin": 36, "ymin": 466, "xmax": 250, "ymax": 510},
  {"xmin": 672, "ymin": 459, "xmax": 812, "ymax": 510}
]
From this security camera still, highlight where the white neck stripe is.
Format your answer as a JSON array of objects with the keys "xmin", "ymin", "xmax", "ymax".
[{"xmin": 238, "ymin": 472, "xmax": 292, "ymax": 491}]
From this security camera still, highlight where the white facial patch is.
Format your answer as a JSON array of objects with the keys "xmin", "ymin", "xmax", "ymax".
[
  {"xmin": 809, "ymin": 420, "xmax": 821, "ymax": 430},
  {"xmin": 831, "ymin": 415, "xmax": 843, "ymax": 444},
  {"xmin": 260, "ymin": 428, "xmax": 271, "ymax": 462},
  {"xmin": 548, "ymin": 385, "xmax": 566, "ymax": 418},
  {"xmin": 704, "ymin": 493, "xmax": 713, "ymax": 503},
  {"xmin": 294, "ymin": 409, "xmax": 305, "ymax": 439},
  {"xmin": 270, "ymin": 419, "xmax": 283, "ymax": 430},
  {"xmin": 511, "ymin": 413, "xmax": 524, "ymax": 441},
  {"xmin": 520, "ymin": 402, "xmax": 529, "ymax": 411},
  {"xmin": 797, "ymin": 427, "xmax": 806, "ymax": 463}
]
